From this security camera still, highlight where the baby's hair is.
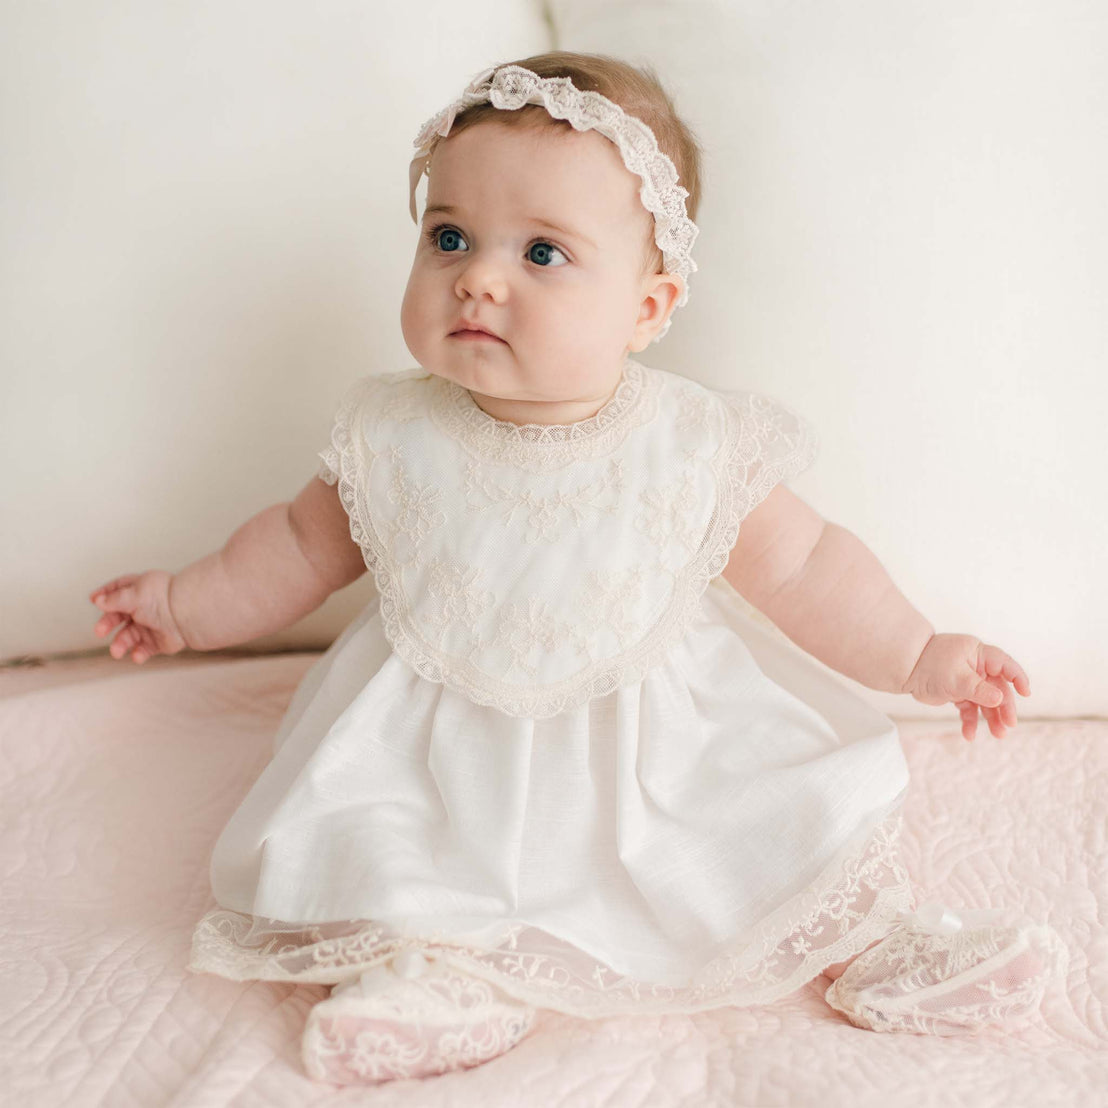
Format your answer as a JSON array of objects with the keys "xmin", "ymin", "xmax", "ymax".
[{"xmin": 431, "ymin": 51, "xmax": 705, "ymax": 279}]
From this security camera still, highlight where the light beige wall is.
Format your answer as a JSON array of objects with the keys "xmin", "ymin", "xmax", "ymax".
[
  {"xmin": 2, "ymin": 1, "xmax": 1104, "ymax": 716},
  {"xmin": 1, "ymin": 0, "xmax": 551, "ymax": 654}
]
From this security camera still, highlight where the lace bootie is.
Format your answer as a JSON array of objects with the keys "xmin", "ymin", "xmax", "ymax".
[
  {"xmin": 301, "ymin": 949, "xmax": 537, "ymax": 1085},
  {"xmin": 823, "ymin": 900, "xmax": 1069, "ymax": 1036}
]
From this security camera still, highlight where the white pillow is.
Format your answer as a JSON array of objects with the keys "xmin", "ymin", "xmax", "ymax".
[{"xmin": 544, "ymin": 0, "xmax": 1106, "ymax": 718}]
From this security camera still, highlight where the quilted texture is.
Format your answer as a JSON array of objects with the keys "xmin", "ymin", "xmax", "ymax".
[{"xmin": 0, "ymin": 653, "xmax": 1103, "ymax": 1106}]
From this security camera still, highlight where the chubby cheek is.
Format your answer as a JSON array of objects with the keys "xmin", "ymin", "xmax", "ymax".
[
  {"xmin": 560, "ymin": 289, "xmax": 633, "ymax": 364},
  {"xmin": 399, "ymin": 272, "xmax": 432, "ymax": 360}
]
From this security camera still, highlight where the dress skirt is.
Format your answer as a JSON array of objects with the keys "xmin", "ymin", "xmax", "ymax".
[{"xmin": 188, "ymin": 576, "xmax": 915, "ymax": 1018}]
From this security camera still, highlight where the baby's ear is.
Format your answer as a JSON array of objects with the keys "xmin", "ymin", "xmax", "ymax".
[{"xmin": 631, "ymin": 272, "xmax": 684, "ymax": 349}]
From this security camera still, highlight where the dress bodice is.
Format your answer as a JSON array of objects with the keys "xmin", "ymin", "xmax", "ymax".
[{"xmin": 317, "ymin": 356, "xmax": 817, "ymax": 717}]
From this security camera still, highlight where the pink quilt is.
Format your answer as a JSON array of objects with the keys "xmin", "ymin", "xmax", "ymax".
[{"xmin": 1, "ymin": 653, "xmax": 1103, "ymax": 1107}]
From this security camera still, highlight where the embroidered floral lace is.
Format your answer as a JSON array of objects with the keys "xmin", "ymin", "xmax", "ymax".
[
  {"xmin": 191, "ymin": 791, "xmax": 912, "ymax": 1018},
  {"xmin": 823, "ymin": 912, "xmax": 1069, "ymax": 1035},
  {"xmin": 313, "ymin": 359, "xmax": 818, "ymax": 719},
  {"xmin": 301, "ymin": 956, "xmax": 536, "ymax": 1084}
]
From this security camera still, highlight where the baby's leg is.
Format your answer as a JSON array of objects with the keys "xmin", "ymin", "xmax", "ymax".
[
  {"xmin": 822, "ymin": 905, "xmax": 1068, "ymax": 1036},
  {"xmin": 301, "ymin": 951, "xmax": 536, "ymax": 1086}
]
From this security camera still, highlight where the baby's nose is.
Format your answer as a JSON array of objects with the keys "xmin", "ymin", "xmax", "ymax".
[{"xmin": 454, "ymin": 254, "xmax": 509, "ymax": 301}]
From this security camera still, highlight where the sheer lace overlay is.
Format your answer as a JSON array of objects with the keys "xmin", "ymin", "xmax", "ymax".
[
  {"xmin": 301, "ymin": 954, "xmax": 536, "ymax": 1084},
  {"xmin": 313, "ymin": 360, "xmax": 817, "ymax": 719},
  {"xmin": 191, "ymin": 792, "xmax": 911, "ymax": 1018},
  {"xmin": 824, "ymin": 913, "xmax": 1070, "ymax": 1035}
]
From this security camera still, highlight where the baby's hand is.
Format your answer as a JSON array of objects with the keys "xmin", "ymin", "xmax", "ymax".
[
  {"xmin": 89, "ymin": 571, "xmax": 188, "ymax": 664},
  {"xmin": 902, "ymin": 633, "xmax": 1031, "ymax": 742}
]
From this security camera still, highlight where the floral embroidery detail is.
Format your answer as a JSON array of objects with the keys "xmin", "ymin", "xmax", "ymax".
[
  {"xmin": 190, "ymin": 797, "xmax": 914, "ymax": 1018},
  {"xmin": 491, "ymin": 596, "xmax": 569, "ymax": 679},
  {"xmin": 565, "ymin": 566, "xmax": 650, "ymax": 660},
  {"xmin": 301, "ymin": 963, "xmax": 536, "ymax": 1083},
  {"xmin": 315, "ymin": 360, "xmax": 817, "ymax": 718},
  {"xmin": 462, "ymin": 457, "xmax": 625, "ymax": 544},
  {"xmin": 378, "ymin": 381, "xmax": 428, "ymax": 424},
  {"xmin": 824, "ymin": 912, "xmax": 1069, "ymax": 1035},
  {"xmin": 422, "ymin": 556, "xmax": 496, "ymax": 648},
  {"xmin": 674, "ymin": 386, "xmax": 715, "ymax": 439},
  {"xmin": 634, "ymin": 447, "xmax": 702, "ymax": 557},
  {"xmin": 383, "ymin": 445, "xmax": 447, "ymax": 567}
]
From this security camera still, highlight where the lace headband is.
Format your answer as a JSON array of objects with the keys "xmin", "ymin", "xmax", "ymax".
[{"xmin": 408, "ymin": 64, "xmax": 699, "ymax": 344}]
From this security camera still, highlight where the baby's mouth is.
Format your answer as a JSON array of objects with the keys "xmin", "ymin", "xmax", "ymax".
[{"xmin": 450, "ymin": 328, "xmax": 507, "ymax": 344}]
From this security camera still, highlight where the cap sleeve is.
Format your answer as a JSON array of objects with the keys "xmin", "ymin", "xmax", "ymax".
[
  {"xmin": 314, "ymin": 375, "xmax": 376, "ymax": 487},
  {"xmin": 316, "ymin": 445, "xmax": 341, "ymax": 485},
  {"xmin": 714, "ymin": 387, "xmax": 819, "ymax": 524}
]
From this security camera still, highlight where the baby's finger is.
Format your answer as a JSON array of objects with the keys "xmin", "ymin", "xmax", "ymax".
[
  {"xmin": 89, "ymin": 574, "xmax": 139, "ymax": 604},
  {"xmin": 989, "ymin": 712, "xmax": 1009, "ymax": 739},
  {"xmin": 981, "ymin": 644, "xmax": 1031, "ymax": 697},
  {"xmin": 130, "ymin": 625, "xmax": 160, "ymax": 665},
  {"xmin": 999, "ymin": 683, "xmax": 1019, "ymax": 729},
  {"xmin": 93, "ymin": 611, "xmax": 129, "ymax": 637},
  {"xmin": 94, "ymin": 582, "xmax": 139, "ymax": 615},
  {"xmin": 131, "ymin": 633, "xmax": 158, "ymax": 664},
  {"xmin": 983, "ymin": 681, "xmax": 1011, "ymax": 738},
  {"xmin": 956, "ymin": 699, "xmax": 978, "ymax": 741},
  {"xmin": 985, "ymin": 677, "xmax": 1017, "ymax": 731},
  {"xmin": 968, "ymin": 672, "xmax": 1004, "ymax": 709},
  {"xmin": 109, "ymin": 619, "xmax": 140, "ymax": 660}
]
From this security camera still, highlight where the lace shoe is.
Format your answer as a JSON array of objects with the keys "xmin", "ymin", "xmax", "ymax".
[
  {"xmin": 823, "ymin": 900, "xmax": 1069, "ymax": 1036},
  {"xmin": 301, "ymin": 950, "xmax": 537, "ymax": 1085}
]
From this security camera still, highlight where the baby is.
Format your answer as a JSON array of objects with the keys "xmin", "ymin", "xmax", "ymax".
[{"xmin": 89, "ymin": 53, "xmax": 1061, "ymax": 1087}]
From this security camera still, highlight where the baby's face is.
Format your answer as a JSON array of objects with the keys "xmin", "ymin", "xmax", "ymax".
[{"xmin": 400, "ymin": 120, "xmax": 679, "ymax": 424}]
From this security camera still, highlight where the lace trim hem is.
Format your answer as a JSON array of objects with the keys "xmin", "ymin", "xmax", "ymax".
[{"xmin": 189, "ymin": 792, "xmax": 913, "ymax": 1018}]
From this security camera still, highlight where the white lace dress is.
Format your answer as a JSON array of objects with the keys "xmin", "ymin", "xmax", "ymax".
[{"xmin": 188, "ymin": 356, "xmax": 917, "ymax": 1019}]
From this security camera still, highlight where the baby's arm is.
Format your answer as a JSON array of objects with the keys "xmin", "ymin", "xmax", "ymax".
[
  {"xmin": 721, "ymin": 485, "xmax": 1029, "ymax": 739},
  {"xmin": 91, "ymin": 477, "xmax": 365, "ymax": 659},
  {"xmin": 169, "ymin": 477, "xmax": 366, "ymax": 649}
]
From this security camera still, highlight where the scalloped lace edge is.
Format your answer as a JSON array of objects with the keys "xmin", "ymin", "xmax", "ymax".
[
  {"xmin": 314, "ymin": 372, "xmax": 817, "ymax": 719},
  {"xmin": 190, "ymin": 792, "xmax": 912, "ymax": 1018}
]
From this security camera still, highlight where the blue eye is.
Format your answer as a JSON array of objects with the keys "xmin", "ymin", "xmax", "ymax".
[
  {"xmin": 527, "ymin": 242, "xmax": 568, "ymax": 267},
  {"xmin": 424, "ymin": 223, "xmax": 568, "ymax": 267},
  {"xmin": 426, "ymin": 225, "xmax": 468, "ymax": 252}
]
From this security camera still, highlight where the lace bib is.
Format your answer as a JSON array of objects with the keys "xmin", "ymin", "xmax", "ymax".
[{"xmin": 317, "ymin": 357, "xmax": 817, "ymax": 718}]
